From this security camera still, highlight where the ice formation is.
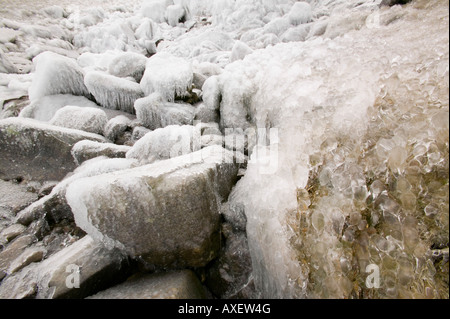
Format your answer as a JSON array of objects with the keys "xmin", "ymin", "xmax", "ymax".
[
  {"xmin": 28, "ymin": 52, "xmax": 90, "ymax": 101},
  {"xmin": 49, "ymin": 105, "xmax": 108, "ymax": 135},
  {"xmin": 140, "ymin": 52, "xmax": 193, "ymax": 101}
]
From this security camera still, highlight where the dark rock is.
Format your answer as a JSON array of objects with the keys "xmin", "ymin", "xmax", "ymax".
[
  {"xmin": 0, "ymin": 117, "xmax": 106, "ymax": 182},
  {"xmin": 380, "ymin": 0, "xmax": 412, "ymax": 6}
]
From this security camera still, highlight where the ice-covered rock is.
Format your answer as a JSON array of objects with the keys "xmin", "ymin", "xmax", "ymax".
[
  {"xmin": 71, "ymin": 140, "xmax": 131, "ymax": 165},
  {"xmin": 194, "ymin": 103, "xmax": 219, "ymax": 124},
  {"xmin": 66, "ymin": 145, "xmax": 239, "ymax": 267},
  {"xmin": 103, "ymin": 115, "xmax": 133, "ymax": 144},
  {"xmin": 140, "ymin": 0, "xmax": 170, "ymax": 23},
  {"xmin": 140, "ymin": 53, "xmax": 193, "ymax": 101},
  {"xmin": 131, "ymin": 126, "xmax": 151, "ymax": 142},
  {"xmin": 49, "ymin": 105, "xmax": 108, "ymax": 135},
  {"xmin": 280, "ymin": 24, "xmax": 310, "ymax": 42},
  {"xmin": 88, "ymin": 270, "xmax": 206, "ymax": 299},
  {"xmin": 108, "ymin": 52, "xmax": 147, "ymax": 82},
  {"xmin": 84, "ymin": 71, "xmax": 144, "ymax": 114},
  {"xmin": 134, "ymin": 93, "xmax": 195, "ymax": 130},
  {"xmin": 288, "ymin": 2, "xmax": 312, "ymax": 26},
  {"xmin": 126, "ymin": 124, "xmax": 197, "ymax": 164},
  {"xmin": 0, "ymin": 49, "xmax": 19, "ymax": 74},
  {"xmin": 263, "ymin": 17, "xmax": 291, "ymax": 37},
  {"xmin": 28, "ymin": 52, "xmax": 90, "ymax": 101},
  {"xmin": 0, "ymin": 235, "xmax": 131, "ymax": 299},
  {"xmin": 0, "ymin": 117, "xmax": 106, "ymax": 182},
  {"xmin": 166, "ymin": 4, "xmax": 186, "ymax": 27},
  {"xmin": 16, "ymin": 157, "xmax": 138, "ymax": 226},
  {"xmin": 230, "ymin": 40, "xmax": 253, "ymax": 62}
]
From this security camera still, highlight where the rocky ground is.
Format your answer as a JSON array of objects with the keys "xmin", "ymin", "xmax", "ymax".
[{"xmin": 0, "ymin": 0, "xmax": 448, "ymax": 299}]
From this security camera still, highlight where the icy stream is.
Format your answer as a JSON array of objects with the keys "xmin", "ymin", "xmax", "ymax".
[{"xmin": 1, "ymin": 0, "xmax": 448, "ymax": 299}]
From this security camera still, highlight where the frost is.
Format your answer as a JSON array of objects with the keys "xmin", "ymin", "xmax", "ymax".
[
  {"xmin": 49, "ymin": 105, "xmax": 108, "ymax": 135},
  {"xmin": 84, "ymin": 71, "xmax": 144, "ymax": 114},
  {"xmin": 140, "ymin": 53, "xmax": 193, "ymax": 101},
  {"xmin": 28, "ymin": 52, "xmax": 90, "ymax": 101}
]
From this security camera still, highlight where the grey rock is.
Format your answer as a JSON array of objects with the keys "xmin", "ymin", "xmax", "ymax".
[
  {"xmin": 0, "ymin": 234, "xmax": 36, "ymax": 274},
  {"xmin": 71, "ymin": 140, "xmax": 131, "ymax": 165},
  {"xmin": 103, "ymin": 115, "xmax": 132, "ymax": 144},
  {"xmin": 7, "ymin": 245, "xmax": 46, "ymax": 275},
  {"xmin": 66, "ymin": 146, "xmax": 239, "ymax": 268},
  {"xmin": 131, "ymin": 126, "xmax": 151, "ymax": 142},
  {"xmin": 0, "ymin": 235, "xmax": 130, "ymax": 299},
  {"xmin": 205, "ymin": 228, "xmax": 254, "ymax": 299},
  {"xmin": 88, "ymin": 270, "xmax": 206, "ymax": 299},
  {"xmin": 0, "ymin": 117, "xmax": 106, "ymax": 182},
  {"xmin": 0, "ymin": 224, "xmax": 27, "ymax": 243},
  {"xmin": 0, "ymin": 179, "xmax": 38, "ymax": 215},
  {"xmin": 380, "ymin": 0, "xmax": 412, "ymax": 6}
]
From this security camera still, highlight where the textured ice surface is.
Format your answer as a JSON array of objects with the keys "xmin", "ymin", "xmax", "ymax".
[
  {"xmin": 49, "ymin": 105, "xmax": 108, "ymax": 135},
  {"xmin": 107, "ymin": 51, "xmax": 147, "ymax": 82},
  {"xmin": 126, "ymin": 124, "xmax": 198, "ymax": 164},
  {"xmin": 71, "ymin": 140, "xmax": 131, "ymax": 164},
  {"xmin": 28, "ymin": 52, "xmax": 90, "ymax": 101},
  {"xmin": 288, "ymin": 2, "xmax": 312, "ymax": 26},
  {"xmin": 140, "ymin": 52, "xmax": 193, "ymax": 101},
  {"xmin": 84, "ymin": 71, "xmax": 144, "ymax": 114},
  {"xmin": 134, "ymin": 93, "xmax": 195, "ymax": 129}
]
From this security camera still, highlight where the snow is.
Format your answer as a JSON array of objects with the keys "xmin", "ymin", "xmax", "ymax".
[
  {"xmin": 28, "ymin": 51, "xmax": 90, "ymax": 101},
  {"xmin": 84, "ymin": 71, "xmax": 144, "ymax": 114},
  {"xmin": 140, "ymin": 52, "xmax": 193, "ymax": 101},
  {"xmin": 49, "ymin": 105, "xmax": 108, "ymax": 135}
]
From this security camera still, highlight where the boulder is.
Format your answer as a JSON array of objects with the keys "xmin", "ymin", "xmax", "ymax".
[
  {"xmin": 108, "ymin": 52, "xmax": 147, "ymax": 83},
  {"xmin": 27, "ymin": 51, "xmax": 90, "ymax": 101},
  {"xmin": 103, "ymin": 115, "xmax": 133, "ymax": 144},
  {"xmin": 84, "ymin": 71, "xmax": 144, "ymax": 114},
  {"xmin": 0, "ymin": 235, "xmax": 131, "ymax": 299},
  {"xmin": 126, "ymin": 125, "xmax": 199, "ymax": 164},
  {"xmin": 88, "ymin": 270, "xmax": 206, "ymax": 299},
  {"xmin": 49, "ymin": 105, "xmax": 108, "ymax": 135},
  {"xmin": 288, "ymin": 2, "xmax": 312, "ymax": 26},
  {"xmin": 0, "ymin": 117, "xmax": 107, "ymax": 182},
  {"xmin": 66, "ymin": 146, "xmax": 239, "ymax": 268},
  {"xmin": 140, "ymin": 53, "xmax": 193, "ymax": 102},
  {"xmin": 134, "ymin": 93, "xmax": 195, "ymax": 130},
  {"xmin": 71, "ymin": 140, "xmax": 131, "ymax": 165}
]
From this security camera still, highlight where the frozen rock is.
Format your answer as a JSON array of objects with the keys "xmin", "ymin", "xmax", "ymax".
[
  {"xmin": 140, "ymin": 0, "xmax": 169, "ymax": 23},
  {"xmin": 194, "ymin": 102, "xmax": 219, "ymax": 123},
  {"xmin": 49, "ymin": 105, "xmax": 108, "ymax": 135},
  {"xmin": 131, "ymin": 126, "xmax": 151, "ymax": 141},
  {"xmin": 19, "ymin": 94, "xmax": 136, "ymax": 122},
  {"xmin": 201, "ymin": 75, "xmax": 221, "ymax": 111},
  {"xmin": 25, "ymin": 44, "xmax": 79, "ymax": 60},
  {"xmin": 66, "ymin": 145, "xmax": 239, "ymax": 268},
  {"xmin": 288, "ymin": 2, "xmax": 312, "ymax": 26},
  {"xmin": 84, "ymin": 71, "xmax": 144, "ymax": 114},
  {"xmin": 28, "ymin": 52, "xmax": 89, "ymax": 101},
  {"xmin": 140, "ymin": 53, "xmax": 193, "ymax": 102},
  {"xmin": 126, "ymin": 124, "xmax": 197, "ymax": 164},
  {"xmin": 0, "ymin": 235, "xmax": 36, "ymax": 276},
  {"xmin": 230, "ymin": 40, "xmax": 253, "ymax": 62},
  {"xmin": 0, "ymin": 28, "xmax": 22, "ymax": 44},
  {"xmin": 0, "ymin": 117, "xmax": 106, "ymax": 182},
  {"xmin": 42, "ymin": 5, "xmax": 67, "ymax": 19},
  {"xmin": 71, "ymin": 140, "xmax": 131, "ymax": 165},
  {"xmin": 201, "ymin": 134, "xmax": 223, "ymax": 148},
  {"xmin": 134, "ymin": 93, "xmax": 195, "ymax": 130},
  {"xmin": 263, "ymin": 17, "xmax": 291, "ymax": 37},
  {"xmin": 280, "ymin": 24, "xmax": 310, "ymax": 42},
  {"xmin": 108, "ymin": 52, "xmax": 148, "ymax": 83},
  {"xmin": 307, "ymin": 20, "xmax": 328, "ymax": 38},
  {"xmin": 88, "ymin": 270, "xmax": 206, "ymax": 299},
  {"xmin": 16, "ymin": 157, "xmax": 137, "ymax": 226},
  {"xmin": 167, "ymin": 4, "xmax": 186, "ymax": 27},
  {"xmin": 19, "ymin": 95, "xmax": 100, "ymax": 122},
  {"xmin": 0, "ymin": 49, "xmax": 19, "ymax": 74},
  {"xmin": 0, "ymin": 235, "xmax": 131, "ymax": 299},
  {"xmin": 380, "ymin": 0, "xmax": 412, "ymax": 6},
  {"xmin": 103, "ymin": 115, "xmax": 133, "ymax": 143}
]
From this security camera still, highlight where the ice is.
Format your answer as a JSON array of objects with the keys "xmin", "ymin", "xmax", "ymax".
[
  {"xmin": 49, "ymin": 105, "xmax": 108, "ymax": 135},
  {"xmin": 230, "ymin": 41, "xmax": 253, "ymax": 62},
  {"xmin": 263, "ymin": 17, "xmax": 291, "ymax": 37},
  {"xmin": 134, "ymin": 93, "xmax": 195, "ymax": 130},
  {"xmin": 280, "ymin": 24, "xmax": 310, "ymax": 43},
  {"xmin": 140, "ymin": 52, "xmax": 193, "ymax": 101},
  {"xmin": 0, "ymin": 49, "xmax": 19, "ymax": 74},
  {"xmin": 84, "ymin": 71, "xmax": 144, "ymax": 114},
  {"xmin": 126, "ymin": 124, "xmax": 197, "ymax": 164},
  {"xmin": 166, "ymin": 4, "xmax": 186, "ymax": 27},
  {"xmin": 19, "ymin": 94, "xmax": 99, "ymax": 122},
  {"xmin": 288, "ymin": 2, "xmax": 312, "ymax": 26},
  {"xmin": 28, "ymin": 51, "xmax": 90, "ymax": 101},
  {"xmin": 107, "ymin": 52, "xmax": 147, "ymax": 82},
  {"xmin": 140, "ymin": 0, "xmax": 171, "ymax": 23}
]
